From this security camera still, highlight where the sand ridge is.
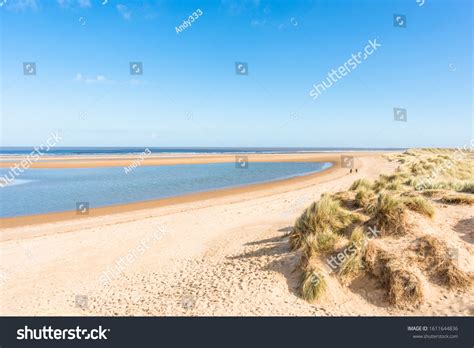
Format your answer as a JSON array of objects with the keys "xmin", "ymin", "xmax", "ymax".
[{"xmin": 0, "ymin": 152, "xmax": 366, "ymax": 169}]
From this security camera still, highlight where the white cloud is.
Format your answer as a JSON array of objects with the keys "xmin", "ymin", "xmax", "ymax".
[{"xmin": 117, "ymin": 4, "xmax": 131, "ymax": 20}]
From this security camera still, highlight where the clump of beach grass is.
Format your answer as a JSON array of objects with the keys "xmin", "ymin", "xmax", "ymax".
[
  {"xmin": 383, "ymin": 259, "xmax": 424, "ymax": 308},
  {"xmin": 409, "ymin": 161, "xmax": 435, "ymax": 176},
  {"xmin": 373, "ymin": 178, "xmax": 388, "ymax": 193},
  {"xmin": 350, "ymin": 178, "xmax": 372, "ymax": 191},
  {"xmin": 290, "ymin": 195, "xmax": 353, "ymax": 250},
  {"xmin": 457, "ymin": 181, "xmax": 474, "ymax": 194},
  {"xmin": 386, "ymin": 181, "xmax": 403, "ymax": 191},
  {"xmin": 436, "ymin": 261, "xmax": 472, "ymax": 289},
  {"xmin": 337, "ymin": 226, "xmax": 366, "ymax": 279},
  {"xmin": 363, "ymin": 242, "xmax": 390, "ymax": 277},
  {"xmin": 338, "ymin": 252, "xmax": 362, "ymax": 280},
  {"xmin": 372, "ymin": 173, "xmax": 407, "ymax": 193},
  {"xmin": 420, "ymin": 189, "xmax": 447, "ymax": 198},
  {"xmin": 354, "ymin": 187, "xmax": 370, "ymax": 204},
  {"xmin": 301, "ymin": 266, "xmax": 327, "ymax": 302},
  {"xmin": 372, "ymin": 193, "xmax": 408, "ymax": 236},
  {"xmin": 289, "ymin": 230, "xmax": 304, "ymax": 252},
  {"xmin": 332, "ymin": 190, "xmax": 357, "ymax": 210},
  {"xmin": 302, "ymin": 230, "xmax": 338, "ymax": 254},
  {"xmin": 349, "ymin": 225, "xmax": 366, "ymax": 247},
  {"xmin": 363, "ymin": 242, "xmax": 424, "ymax": 308},
  {"xmin": 402, "ymin": 196, "xmax": 435, "ymax": 218},
  {"xmin": 440, "ymin": 194, "xmax": 474, "ymax": 205},
  {"xmin": 411, "ymin": 180, "xmax": 458, "ymax": 191},
  {"xmin": 411, "ymin": 235, "xmax": 471, "ymax": 289},
  {"xmin": 354, "ymin": 187, "xmax": 376, "ymax": 213},
  {"xmin": 412, "ymin": 235, "xmax": 445, "ymax": 260}
]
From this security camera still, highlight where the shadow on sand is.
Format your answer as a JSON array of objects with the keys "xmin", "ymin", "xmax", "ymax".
[
  {"xmin": 453, "ymin": 217, "xmax": 474, "ymax": 244},
  {"xmin": 227, "ymin": 225, "xmax": 301, "ymax": 297}
]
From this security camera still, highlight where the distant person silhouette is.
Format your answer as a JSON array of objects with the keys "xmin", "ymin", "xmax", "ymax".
[
  {"xmin": 355, "ymin": 169, "xmax": 358, "ymax": 173},
  {"xmin": 350, "ymin": 169, "xmax": 353, "ymax": 173}
]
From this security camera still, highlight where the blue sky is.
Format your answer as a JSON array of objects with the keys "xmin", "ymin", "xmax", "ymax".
[{"xmin": 0, "ymin": 0, "xmax": 472, "ymax": 148}]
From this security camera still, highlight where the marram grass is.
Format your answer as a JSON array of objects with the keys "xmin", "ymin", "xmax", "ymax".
[{"xmin": 301, "ymin": 266, "xmax": 327, "ymax": 302}]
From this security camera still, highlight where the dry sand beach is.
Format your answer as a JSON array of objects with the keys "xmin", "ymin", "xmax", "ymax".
[{"xmin": 0, "ymin": 152, "xmax": 472, "ymax": 316}]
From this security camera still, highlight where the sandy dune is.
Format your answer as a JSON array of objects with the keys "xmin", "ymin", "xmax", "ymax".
[{"xmin": 0, "ymin": 152, "xmax": 472, "ymax": 316}]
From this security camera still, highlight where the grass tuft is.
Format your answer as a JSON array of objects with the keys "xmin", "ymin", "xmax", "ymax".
[
  {"xmin": 411, "ymin": 235, "xmax": 472, "ymax": 289},
  {"xmin": 350, "ymin": 178, "xmax": 372, "ymax": 191},
  {"xmin": 383, "ymin": 259, "xmax": 424, "ymax": 308},
  {"xmin": 436, "ymin": 261, "xmax": 472, "ymax": 289},
  {"xmin": 412, "ymin": 235, "xmax": 445, "ymax": 260},
  {"xmin": 301, "ymin": 266, "xmax": 327, "ymax": 302},
  {"xmin": 337, "ymin": 226, "xmax": 367, "ymax": 278},
  {"xmin": 457, "ymin": 181, "xmax": 474, "ymax": 194},
  {"xmin": 373, "ymin": 193, "xmax": 407, "ymax": 235},
  {"xmin": 290, "ymin": 195, "xmax": 353, "ymax": 250},
  {"xmin": 363, "ymin": 243, "xmax": 424, "ymax": 308},
  {"xmin": 349, "ymin": 225, "xmax": 366, "ymax": 247},
  {"xmin": 355, "ymin": 187, "xmax": 376, "ymax": 212},
  {"xmin": 303, "ymin": 230, "xmax": 338, "ymax": 254},
  {"xmin": 440, "ymin": 194, "xmax": 474, "ymax": 205},
  {"xmin": 402, "ymin": 196, "xmax": 435, "ymax": 218}
]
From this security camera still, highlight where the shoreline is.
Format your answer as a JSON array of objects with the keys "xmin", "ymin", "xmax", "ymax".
[{"xmin": 0, "ymin": 152, "xmax": 375, "ymax": 230}]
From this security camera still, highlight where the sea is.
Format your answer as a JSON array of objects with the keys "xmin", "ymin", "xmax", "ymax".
[{"xmin": 0, "ymin": 147, "xmax": 404, "ymax": 157}]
